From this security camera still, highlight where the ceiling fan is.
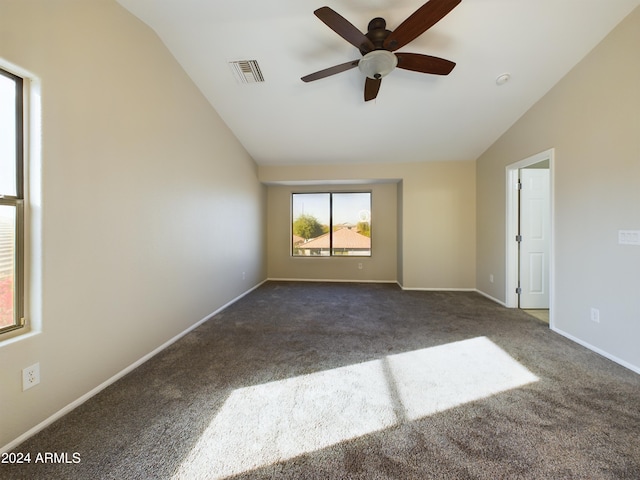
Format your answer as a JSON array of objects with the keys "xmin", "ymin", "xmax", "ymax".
[{"xmin": 301, "ymin": 0, "xmax": 461, "ymax": 101}]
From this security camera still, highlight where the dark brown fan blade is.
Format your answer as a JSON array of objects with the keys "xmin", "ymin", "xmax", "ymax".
[
  {"xmin": 383, "ymin": 0, "xmax": 461, "ymax": 52},
  {"xmin": 315, "ymin": 7, "xmax": 375, "ymax": 53},
  {"xmin": 396, "ymin": 52, "xmax": 455, "ymax": 75},
  {"xmin": 364, "ymin": 77, "xmax": 382, "ymax": 102},
  {"xmin": 301, "ymin": 60, "xmax": 360, "ymax": 82}
]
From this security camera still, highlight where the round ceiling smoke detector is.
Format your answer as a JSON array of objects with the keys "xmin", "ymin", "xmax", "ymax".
[{"xmin": 496, "ymin": 73, "xmax": 511, "ymax": 86}]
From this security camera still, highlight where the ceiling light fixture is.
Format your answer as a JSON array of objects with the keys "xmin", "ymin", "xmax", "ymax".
[
  {"xmin": 358, "ymin": 50, "xmax": 398, "ymax": 79},
  {"xmin": 496, "ymin": 73, "xmax": 511, "ymax": 86}
]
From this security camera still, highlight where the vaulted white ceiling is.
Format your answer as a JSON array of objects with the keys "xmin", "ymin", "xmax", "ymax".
[{"xmin": 117, "ymin": 0, "xmax": 639, "ymax": 166}]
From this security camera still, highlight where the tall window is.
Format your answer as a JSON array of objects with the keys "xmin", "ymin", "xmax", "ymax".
[
  {"xmin": 0, "ymin": 68, "xmax": 24, "ymax": 334},
  {"xmin": 292, "ymin": 192, "xmax": 371, "ymax": 257}
]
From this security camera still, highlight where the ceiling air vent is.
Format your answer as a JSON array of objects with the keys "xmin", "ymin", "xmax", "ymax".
[{"xmin": 229, "ymin": 60, "xmax": 265, "ymax": 84}]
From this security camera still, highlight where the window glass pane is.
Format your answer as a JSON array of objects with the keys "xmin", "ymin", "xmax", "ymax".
[
  {"xmin": 331, "ymin": 193, "xmax": 371, "ymax": 256},
  {"xmin": 0, "ymin": 74, "xmax": 17, "ymax": 196},
  {"xmin": 292, "ymin": 193, "xmax": 330, "ymax": 256},
  {"xmin": 0, "ymin": 205, "xmax": 16, "ymax": 329}
]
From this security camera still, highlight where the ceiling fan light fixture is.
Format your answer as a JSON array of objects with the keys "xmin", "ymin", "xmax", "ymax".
[{"xmin": 358, "ymin": 50, "xmax": 398, "ymax": 79}]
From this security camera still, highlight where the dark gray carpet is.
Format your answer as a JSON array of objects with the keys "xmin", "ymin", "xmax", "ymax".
[{"xmin": 3, "ymin": 281, "xmax": 639, "ymax": 479}]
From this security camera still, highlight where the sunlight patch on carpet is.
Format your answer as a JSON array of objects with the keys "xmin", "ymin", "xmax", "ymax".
[
  {"xmin": 387, "ymin": 336, "xmax": 539, "ymax": 420},
  {"xmin": 173, "ymin": 336, "xmax": 538, "ymax": 479}
]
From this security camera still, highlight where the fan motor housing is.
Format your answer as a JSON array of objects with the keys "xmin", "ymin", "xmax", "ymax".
[{"xmin": 361, "ymin": 17, "xmax": 392, "ymax": 54}]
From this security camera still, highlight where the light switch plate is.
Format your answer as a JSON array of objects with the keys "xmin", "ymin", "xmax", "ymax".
[{"xmin": 618, "ymin": 230, "xmax": 640, "ymax": 245}]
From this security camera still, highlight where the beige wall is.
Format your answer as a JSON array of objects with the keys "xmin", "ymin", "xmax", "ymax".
[
  {"xmin": 0, "ymin": 0, "xmax": 266, "ymax": 449},
  {"xmin": 260, "ymin": 160, "xmax": 476, "ymax": 289},
  {"xmin": 476, "ymin": 7, "xmax": 640, "ymax": 371}
]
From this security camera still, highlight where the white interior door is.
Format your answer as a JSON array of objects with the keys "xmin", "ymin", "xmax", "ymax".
[{"xmin": 519, "ymin": 168, "xmax": 550, "ymax": 309}]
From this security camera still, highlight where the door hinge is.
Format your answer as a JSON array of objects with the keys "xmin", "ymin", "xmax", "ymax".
[
  {"xmin": 515, "ymin": 234, "xmax": 523, "ymax": 243},
  {"xmin": 517, "ymin": 179, "xmax": 522, "ymax": 190},
  {"xmin": 516, "ymin": 287, "xmax": 522, "ymax": 295}
]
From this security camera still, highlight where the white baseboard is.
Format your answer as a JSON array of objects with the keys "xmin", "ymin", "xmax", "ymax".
[
  {"xmin": 267, "ymin": 277, "xmax": 398, "ymax": 284},
  {"xmin": 477, "ymin": 290, "xmax": 638, "ymax": 374},
  {"xmin": 474, "ymin": 289, "xmax": 508, "ymax": 307},
  {"xmin": 551, "ymin": 326, "xmax": 640, "ymax": 375},
  {"xmin": 400, "ymin": 286, "xmax": 476, "ymax": 292},
  {"xmin": 1, "ymin": 279, "xmax": 268, "ymax": 454}
]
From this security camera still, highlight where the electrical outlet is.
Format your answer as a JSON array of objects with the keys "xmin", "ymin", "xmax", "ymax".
[
  {"xmin": 22, "ymin": 363, "xmax": 40, "ymax": 391},
  {"xmin": 590, "ymin": 308, "xmax": 600, "ymax": 323},
  {"xmin": 489, "ymin": 274, "xmax": 494, "ymax": 283},
  {"xmin": 242, "ymin": 271, "xmax": 246, "ymax": 280},
  {"xmin": 358, "ymin": 263, "xmax": 363, "ymax": 270}
]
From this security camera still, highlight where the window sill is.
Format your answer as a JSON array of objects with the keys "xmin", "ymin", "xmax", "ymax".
[{"xmin": 0, "ymin": 328, "xmax": 41, "ymax": 349}]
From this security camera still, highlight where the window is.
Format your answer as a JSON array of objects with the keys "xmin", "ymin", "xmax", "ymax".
[
  {"xmin": 292, "ymin": 192, "xmax": 371, "ymax": 257},
  {"xmin": 0, "ymin": 67, "xmax": 24, "ymax": 334}
]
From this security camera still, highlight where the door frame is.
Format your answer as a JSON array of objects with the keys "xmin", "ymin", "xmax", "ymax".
[{"xmin": 505, "ymin": 149, "xmax": 555, "ymax": 324}]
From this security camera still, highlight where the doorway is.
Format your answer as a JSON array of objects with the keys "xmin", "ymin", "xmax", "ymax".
[{"xmin": 506, "ymin": 149, "xmax": 554, "ymax": 326}]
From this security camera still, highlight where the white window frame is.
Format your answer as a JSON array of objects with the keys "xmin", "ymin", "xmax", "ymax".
[
  {"xmin": 0, "ymin": 67, "xmax": 25, "ymax": 336},
  {"xmin": 291, "ymin": 191, "xmax": 372, "ymax": 257}
]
